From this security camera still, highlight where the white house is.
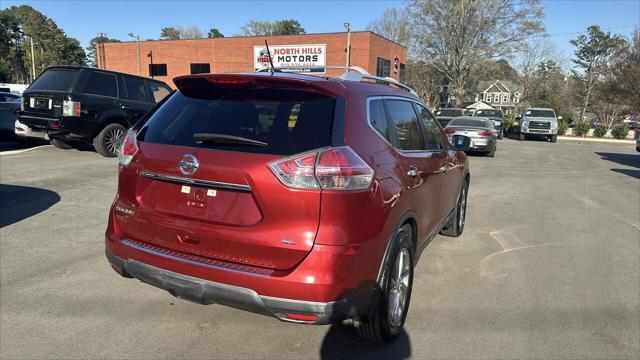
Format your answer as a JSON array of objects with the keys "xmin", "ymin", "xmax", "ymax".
[{"xmin": 474, "ymin": 80, "xmax": 523, "ymax": 111}]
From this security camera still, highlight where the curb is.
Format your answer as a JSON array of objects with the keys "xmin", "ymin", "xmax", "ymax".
[{"xmin": 558, "ymin": 136, "xmax": 635, "ymax": 144}]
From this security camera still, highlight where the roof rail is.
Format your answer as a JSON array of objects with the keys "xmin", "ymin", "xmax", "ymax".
[{"xmin": 254, "ymin": 65, "xmax": 418, "ymax": 95}]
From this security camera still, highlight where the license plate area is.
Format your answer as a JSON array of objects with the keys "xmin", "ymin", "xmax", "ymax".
[{"xmin": 30, "ymin": 97, "xmax": 52, "ymax": 109}]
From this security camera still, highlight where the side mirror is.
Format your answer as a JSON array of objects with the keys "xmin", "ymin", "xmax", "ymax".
[
  {"xmin": 557, "ymin": 116, "xmax": 563, "ymax": 120},
  {"xmin": 492, "ymin": 120, "xmax": 502, "ymax": 127},
  {"xmin": 515, "ymin": 115, "xmax": 522, "ymax": 120},
  {"xmin": 451, "ymin": 135, "xmax": 471, "ymax": 152}
]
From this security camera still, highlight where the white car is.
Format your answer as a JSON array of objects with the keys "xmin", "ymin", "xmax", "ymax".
[{"xmin": 15, "ymin": 119, "xmax": 47, "ymax": 140}]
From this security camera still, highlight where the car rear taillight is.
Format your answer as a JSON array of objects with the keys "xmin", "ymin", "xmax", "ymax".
[
  {"xmin": 444, "ymin": 128, "xmax": 455, "ymax": 135},
  {"xmin": 269, "ymin": 151, "xmax": 319, "ymax": 189},
  {"xmin": 478, "ymin": 130, "xmax": 493, "ymax": 137},
  {"xmin": 118, "ymin": 130, "xmax": 138, "ymax": 166},
  {"xmin": 269, "ymin": 146, "xmax": 374, "ymax": 191},
  {"xmin": 315, "ymin": 147, "xmax": 374, "ymax": 190},
  {"xmin": 62, "ymin": 100, "xmax": 81, "ymax": 117}
]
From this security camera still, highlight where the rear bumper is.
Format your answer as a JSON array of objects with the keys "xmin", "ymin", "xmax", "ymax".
[
  {"xmin": 17, "ymin": 111, "xmax": 97, "ymax": 139},
  {"xmin": 106, "ymin": 249, "xmax": 375, "ymax": 324}
]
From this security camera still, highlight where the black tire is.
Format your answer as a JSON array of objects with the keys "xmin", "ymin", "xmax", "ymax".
[
  {"xmin": 519, "ymin": 133, "xmax": 526, "ymax": 141},
  {"xmin": 498, "ymin": 133, "xmax": 503, "ymax": 140},
  {"xmin": 356, "ymin": 224, "xmax": 414, "ymax": 343},
  {"xmin": 50, "ymin": 138, "xmax": 73, "ymax": 149},
  {"xmin": 486, "ymin": 149, "xmax": 495, "ymax": 157},
  {"xmin": 440, "ymin": 178, "xmax": 469, "ymax": 237},
  {"xmin": 93, "ymin": 123, "xmax": 126, "ymax": 157},
  {"xmin": 550, "ymin": 134, "xmax": 557, "ymax": 143}
]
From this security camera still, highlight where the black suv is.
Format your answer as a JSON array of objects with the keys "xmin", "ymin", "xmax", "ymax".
[{"xmin": 17, "ymin": 66, "xmax": 172, "ymax": 157}]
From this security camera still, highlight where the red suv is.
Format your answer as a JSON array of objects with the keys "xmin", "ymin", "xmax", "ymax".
[{"xmin": 105, "ymin": 72, "xmax": 470, "ymax": 342}]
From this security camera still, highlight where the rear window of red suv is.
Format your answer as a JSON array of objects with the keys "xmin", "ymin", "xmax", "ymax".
[{"xmin": 139, "ymin": 90, "xmax": 335, "ymax": 155}]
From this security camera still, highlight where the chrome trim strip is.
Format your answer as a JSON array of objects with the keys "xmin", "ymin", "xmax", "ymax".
[
  {"xmin": 121, "ymin": 239, "xmax": 270, "ymax": 277},
  {"xmin": 139, "ymin": 170, "xmax": 251, "ymax": 192},
  {"xmin": 19, "ymin": 115, "xmax": 59, "ymax": 122}
]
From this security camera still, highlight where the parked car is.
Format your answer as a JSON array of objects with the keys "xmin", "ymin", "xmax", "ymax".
[
  {"xmin": 17, "ymin": 66, "xmax": 172, "ymax": 157},
  {"xmin": 105, "ymin": 71, "xmax": 471, "ymax": 343},
  {"xmin": 517, "ymin": 107, "xmax": 560, "ymax": 142},
  {"xmin": 473, "ymin": 109, "xmax": 504, "ymax": 139},
  {"xmin": 0, "ymin": 92, "xmax": 21, "ymax": 135},
  {"xmin": 444, "ymin": 116, "xmax": 498, "ymax": 157},
  {"xmin": 434, "ymin": 108, "xmax": 465, "ymax": 127},
  {"xmin": 627, "ymin": 121, "xmax": 639, "ymax": 131},
  {"xmin": 15, "ymin": 119, "xmax": 47, "ymax": 140}
]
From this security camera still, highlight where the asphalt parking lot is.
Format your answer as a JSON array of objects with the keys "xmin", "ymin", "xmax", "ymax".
[{"xmin": 1, "ymin": 138, "xmax": 638, "ymax": 359}]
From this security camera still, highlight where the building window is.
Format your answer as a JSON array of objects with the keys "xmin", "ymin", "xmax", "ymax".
[
  {"xmin": 514, "ymin": 92, "xmax": 521, "ymax": 103},
  {"xmin": 149, "ymin": 64, "xmax": 167, "ymax": 77},
  {"xmin": 486, "ymin": 93, "xmax": 492, "ymax": 103},
  {"xmin": 494, "ymin": 92, "xmax": 501, "ymax": 103},
  {"xmin": 190, "ymin": 63, "xmax": 211, "ymax": 74},
  {"xmin": 503, "ymin": 94, "xmax": 509, "ymax": 103},
  {"xmin": 376, "ymin": 57, "xmax": 391, "ymax": 77},
  {"xmin": 399, "ymin": 63, "xmax": 406, "ymax": 83}
]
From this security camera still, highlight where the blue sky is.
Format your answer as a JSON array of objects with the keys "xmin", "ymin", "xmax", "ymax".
[{"xmin": 2, "ymin": 0, "xmax": 639, "ymax": 60}]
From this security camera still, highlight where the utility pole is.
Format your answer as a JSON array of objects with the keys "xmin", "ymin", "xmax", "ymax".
[
  {"xmin": 147, "ymin": 51, "xmax": 154, "ymax": 79},
  {"xmin": 29, "ymin": 37, "xmax": 36, "ymax": 82},
  {"xmin": 128, "ymin": 33, "xmax": 142, "ymax": 76},
  {"xmin": 344, "ymin": 23, "xmax": 351, "ymax": 67}
]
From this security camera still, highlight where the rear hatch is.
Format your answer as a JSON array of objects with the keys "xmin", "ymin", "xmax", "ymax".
[
  {"xmin": 20, "ymin": 68, "xmax": 81, "ymax": 127},
  {"xmin": 117, "ymin": 74, "xmax": 338, "ymax": 271}
]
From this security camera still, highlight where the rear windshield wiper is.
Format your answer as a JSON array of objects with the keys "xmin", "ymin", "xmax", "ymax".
[{"xmin": 193, "ymin": 133, "xmax": 269, "ymax": 147}]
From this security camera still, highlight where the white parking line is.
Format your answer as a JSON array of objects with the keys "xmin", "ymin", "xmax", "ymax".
[{"xmin": 0, "ymin": 145, "xmax": 52, "ymax": 156}]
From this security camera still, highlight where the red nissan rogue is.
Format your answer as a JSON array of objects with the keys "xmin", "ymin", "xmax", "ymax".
[{"xmin": 105, "ymin": 71, "xmax": 471, "ymax": 342}]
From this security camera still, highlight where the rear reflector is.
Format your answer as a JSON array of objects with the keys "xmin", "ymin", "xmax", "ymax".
[
  {"xmin": 478, "ymin": 130, "xmax": 493, "ymax": 137},
  {"xmin": 444, "ymin": 128, "xmax": 455, "ymax": 135},
  {"xmin": 118, "ymin": 130, "xmax": 138, "ymax": 166},
  {"xmin": 285, "ymin": 313, "xmax": 318, "ymax": 322},
  {"xmin": 269, "ymin": 146, "xmax": 374, "ymax": 191}
]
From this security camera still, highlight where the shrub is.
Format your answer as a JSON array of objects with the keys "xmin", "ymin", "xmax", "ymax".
[
  {"xmin": 611, "ymin": 123, "xmax": 630, "ymax": 139},
  {"xmin": 573, "ymin": 121, "xmax": 591, "ymax": 137},
  {"xmin": 593, "ymin": 125, "xmax": 607, "ymax": 138},
  {"xmin": 558, "ymin": 121, "xmax": 568, "ymax": 136}
]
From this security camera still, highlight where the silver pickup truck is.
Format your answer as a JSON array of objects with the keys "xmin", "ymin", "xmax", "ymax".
[{"xmin": 518, "ymin": 108, "xmax": 561, "ymax": 143}]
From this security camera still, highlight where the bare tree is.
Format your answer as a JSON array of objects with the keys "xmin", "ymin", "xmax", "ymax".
[
  {"xmin": 180, "ymin": 26, "xmax": 204, "ymax": 39},
  {"xmin": 514, "ymin": 38, "xmax": 563, "ymax": 102},
  {"xmin": 367, "ymin": 8, "xmax": 412, "ymax": 47},
  {"xmin": 408, "ymin": 0, "xmax": 545, "ymax": 106}
]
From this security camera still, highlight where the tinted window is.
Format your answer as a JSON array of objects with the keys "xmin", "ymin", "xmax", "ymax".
[
  {"xmin": 415, "ymin": 104, "xmax": 447, "ymax": 151},
  {"xmin": 525, "ymin": 109, "xmax": 555, "ymax": 118},
  {"xmin": 448, "ymin": 118, "xmax": 490, "ymax": 128},
  {"xmin": 385, "ymin": 100, "xmax": 425, "ymax": 151},
  {"xmin": 123, "ymin": 76, "xmax": 148, "ymax": 101},
  {"xmin": 141, "ymin": 90, "xmax": 335, "ymax": 155},
  {"xmin": 190, "ymin": 63, "xmax": 211, "ymax": 74},
  {"xmin": 148, "ymin": 82, "xmax": 171, "ymax": 103},
  {"xmin": 149, "ymin": 64, "xmax": 167, "ymax": 77},
  {"xmin": 376, "ymin": 58, "xmax": 391, "ymax": 77},
  {"xmin": 436, "ymin": 109, "xmax": 464, "ymax": 117},
  {"xmin": 474, "ymin": 109, "xmax": 502, "ymax": 118},
  {"xmin": 30, "ymin": 69, "xmax": 79, "ymax": 91},
  {"xmin": 369, "ymin": 99, "xmax": 391, "ymax": 143},
  {"xmin": 0, "ymin": 93, "xmax": 20, "ymax": 102},
  {"xmin": 84, "ymin": 72, "xmax": 117, "ymax": 97}
]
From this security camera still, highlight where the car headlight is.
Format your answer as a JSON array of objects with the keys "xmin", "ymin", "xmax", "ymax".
[{"xmin": 521, "ymin": 121, "xmax": 528, "ymax": 128}]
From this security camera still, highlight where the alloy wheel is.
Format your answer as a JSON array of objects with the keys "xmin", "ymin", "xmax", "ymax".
[
  {"xmin": 388, "ymin": 247, "xmax": 411, "ymax": 327},
  {"xmin": 104, "ymin": 127, "xmax": 124, "ymax": 154}
]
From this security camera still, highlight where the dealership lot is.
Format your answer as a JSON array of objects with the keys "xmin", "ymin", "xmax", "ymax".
[{"xmin": 0, "ymin": 139, "xmax": 638, "ymax": 359}]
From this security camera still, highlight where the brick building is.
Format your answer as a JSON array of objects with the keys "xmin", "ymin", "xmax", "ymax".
[{"xmin": 96, "ymin": 31, "xmax": 407, "ymax": 88}]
